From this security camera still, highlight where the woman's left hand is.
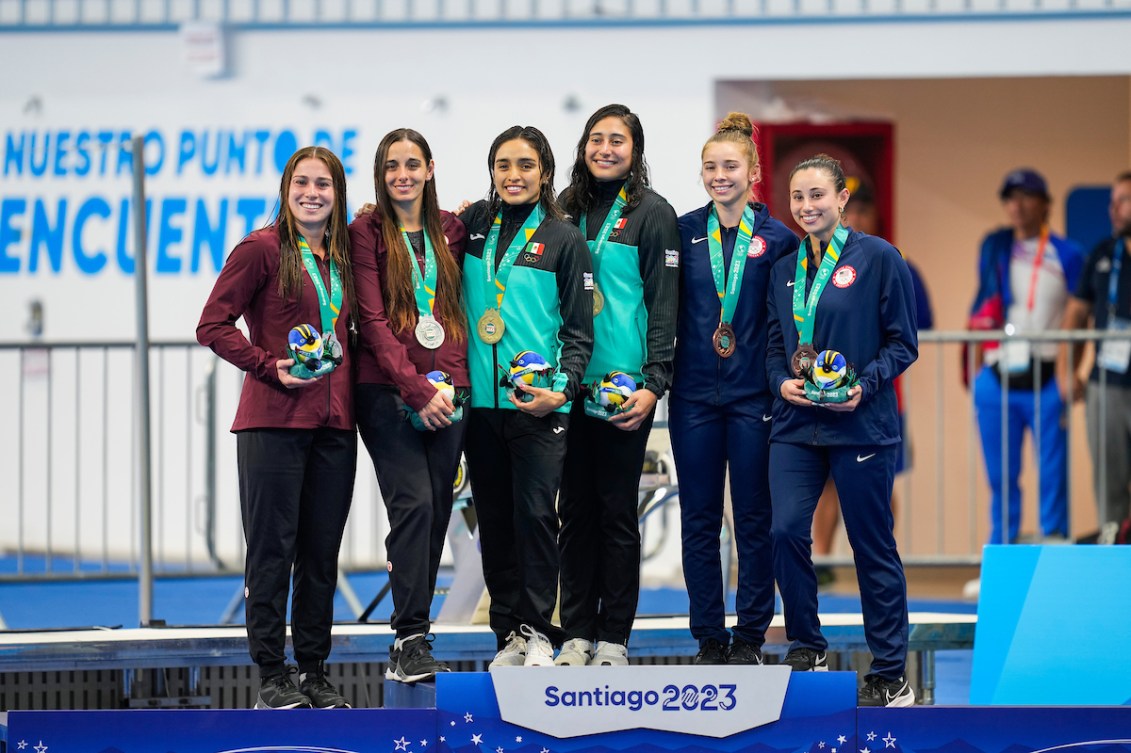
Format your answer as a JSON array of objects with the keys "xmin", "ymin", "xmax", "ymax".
[
  {"xmin": 608, "ymin": 389, "xmax": 657, "ymax": 432},
  {"xmin": 821, "ymin": 385, "xmax": 863, "ymax": 412},
  {"xmin": 510, "ymin": 383, "xmax": 567, "ymax": 418}
]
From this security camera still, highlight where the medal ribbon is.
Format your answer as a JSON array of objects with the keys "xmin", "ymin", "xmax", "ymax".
[
  {"xmin": 400, "ymin": 227, "xmax": 438, "ymax": 318},
  {"xmin": 297, "ymin": 236, "xmax": 343, "ymax": 334},
  {"xmin": 707, "ymin": 204, "xmax": 756, "ymax": 327},
  {"xmin": 1024, "ymin": 225, "xmax": 1050, "ymax": 312},
  {"xmin": 1109, "ymin": 237, "xmax": 1126, "ymax": 317},
  {"xmin": 579, "ymin": 185, "xmax": 629, "ymax": 275},
  {"xmin": 792, "ymin": 224, "xmax": 849, "ymax": 347},
  {"xmin": 482, "ymin": 205, "xmax": 545, "ymax": 312}
]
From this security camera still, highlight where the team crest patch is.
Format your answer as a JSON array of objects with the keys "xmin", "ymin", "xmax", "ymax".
[
  {"xmin": 583, "ymin": 272, "xmax": 595, "ymax": 291},
  {"xmin": 665, "ymin": 248, "xmax": 680, "ymax": 268},
  {"xmin": 748, "ymin": 236, "xmax": 767, "ymax": 258},
  {"xmin": 832, "ymin": 265, "xmax": 857, "ymax": 288}
]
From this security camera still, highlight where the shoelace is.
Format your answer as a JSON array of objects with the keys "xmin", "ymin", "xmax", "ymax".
[{"xmin": 403, "ymin": 635, "xmax": 436, "ymax": 660}]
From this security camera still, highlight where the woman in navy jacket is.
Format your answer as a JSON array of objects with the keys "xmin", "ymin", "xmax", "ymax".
[
  {"xmin": 766, "ymin": 153, "xmax": 917, "ymax": 707},
  {"xmin": 670, "ymin": 113, "xmax": 796, "ymax": 666}
]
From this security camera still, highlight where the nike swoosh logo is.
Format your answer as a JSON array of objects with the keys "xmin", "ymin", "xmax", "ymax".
[
  {"xmin": 857, "ymin": 453, "xmax": 876, "ymax": 462},
  {"xmin": 553, "ymin": 426, "xmax": 565, "ymax": 434},
  {"xmin": 786, "ymin": 281, "xmax": 795, "ymax": 287},
  {"xmin": 470, "ymin": 233, "xmax": 486, "ymax": 240},
  {"xmin": 691, "ymin": 236, "xmax": 707, "ymax": 244},
  {"xmin": 762, "ymin": 414, "xmax": 772, "ymax": 422}
]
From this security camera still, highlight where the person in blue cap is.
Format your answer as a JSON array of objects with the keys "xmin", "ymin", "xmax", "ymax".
[{"xmin": 967, "ymin": 168, "xmax": 1084, "ymax": 546}]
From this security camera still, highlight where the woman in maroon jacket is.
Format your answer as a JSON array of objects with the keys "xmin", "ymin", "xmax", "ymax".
[
  {"xmin": 197, "ymin": 146, "xmax": 356, "ymax": 710},
  {"xmin": 349, "ymin": 129, "xmax": 468, "ymax": 683}
]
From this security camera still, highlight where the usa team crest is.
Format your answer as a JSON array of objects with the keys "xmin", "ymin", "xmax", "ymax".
[
  {"xmin": 748, "ymin": 235, "xmax": 767, "ymax": 258},
  {"xmin": 832, "ymin": 265, "xmax": 857, "ymax": 288}
]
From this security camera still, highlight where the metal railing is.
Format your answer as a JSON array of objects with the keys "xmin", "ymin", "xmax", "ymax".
[
  {"xmin": 2, "ymin": 330, "xmax": 1127, "ymax": 585},
  {"xmin": 1, "ymin": 0, "xmax": 1128, "ymax": 30}
]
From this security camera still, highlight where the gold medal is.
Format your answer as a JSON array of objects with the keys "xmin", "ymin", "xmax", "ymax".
[
  {"xmin": 712, "ymin": 323, "xmax": 736, "ymax": 358},
  {"xmin": 593, "ymin": 283, "xmax": 605, "ymax": 316},
  {"xmin": 477, "ymin": 308, "xmax": 505, "ymax": 345},
  {"xmin": 791, "ymin": 344, "xmax": 819, "ymax": 378}
]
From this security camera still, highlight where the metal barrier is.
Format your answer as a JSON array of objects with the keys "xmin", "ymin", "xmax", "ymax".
[
  {"xmin": 1, "ymin": 0, "xmax": 1128, "ymax": 30},
  {"xmin": 2, "ymin": 330, "xmax": 1128, "ymax": 583}
]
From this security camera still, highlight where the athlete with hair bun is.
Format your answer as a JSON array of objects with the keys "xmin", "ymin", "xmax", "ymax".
[{"xmin": 670, "ymin": 113, "xmax": 796, "ymax": 667}]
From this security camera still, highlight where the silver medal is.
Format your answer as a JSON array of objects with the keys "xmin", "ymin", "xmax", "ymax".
[{"xmin": 415, "ymin": 315, "xmax": 446, "ymax": 350}]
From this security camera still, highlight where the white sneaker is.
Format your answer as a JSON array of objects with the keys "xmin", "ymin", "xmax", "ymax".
[
  {"xmin": 521, "ymin": 625, "xmax": 554, "ymax": 667},
  {"xmin": 592, "ymin": 641, "xmax": 629, "ymax": 666},
  {"xmin": 555, "ymin": 638, "xmax": 593, "ymax": 666},
  {"xmin": 489, "ymin": 631, "xmax": 527, "ymax": 668}
]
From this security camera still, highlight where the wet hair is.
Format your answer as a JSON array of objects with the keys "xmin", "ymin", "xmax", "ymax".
[
  {"xmin": 275, "ymin": 146, "xmax": 355, "ymax": 311},
  {"xmin": 789, "ymin": 153, "xmax": 848, "ymax": 194},
  {"xmin": 371, "ymin": 129, "xmax": 467, "ymax": 342},
  {"xmin": 560, "ymin": 103, "xmax": 651, "ymax": 218},
  {"xmin": 486, "ymin": 125, "xmax": 565, "ymax": 222},
  {"xmin": 702, "ymin": 112, "xmax": 761, "ymax": 175},
  {"xmin": 1117, "ymin": 170, "xmax": 1131, "ymax": 185}
]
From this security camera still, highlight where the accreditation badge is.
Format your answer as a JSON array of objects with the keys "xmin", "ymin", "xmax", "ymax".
[{"xmin": 1098, "ymin": 317, "xmax": 1131, "ymax": 374}]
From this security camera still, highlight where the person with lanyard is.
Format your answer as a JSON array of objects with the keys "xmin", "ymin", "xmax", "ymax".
[
  {"xmin": 1065, "ymin": 170, "xmax": 1131, "ymax": 534},
  {"xmin": 349, "ymin": 129, "xmax": 469, "ymax": 683},
  {"xmin": 460, "ymin": 125, "xmax": 594, "ymax": 668},
  {"xmin": 669, "ymin": 113, "xmax": 796, "ymax": 667},
  {"xmin": 967, "ymin": 168, "xmax": 1083, "ymax": 547},
  {"xmin": 197, "ymin": 146, "xmax": 355, "ymax": 710},
  {"xmin": 553, "ymin": 104, "xmax": 680, "ymax": 667},
  {"xmin": 766, "ymin": 153, "xmax": 917, "ymax": 707}
]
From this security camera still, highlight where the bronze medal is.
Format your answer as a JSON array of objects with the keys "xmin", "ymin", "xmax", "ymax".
[
  {"xmin": 477, "ymin": 309, "xmax": 505, "ymax": 345},
  {"xmin": 712, "ymin": 322, "xmax": 736, "ymax": 359},
  {"xmin": 791, "ymin": 344, "xmax": 819, "ymax": 378},
  {"xmin": 593, "ymin": 282, "xmax": 605, "ymax": 316}
]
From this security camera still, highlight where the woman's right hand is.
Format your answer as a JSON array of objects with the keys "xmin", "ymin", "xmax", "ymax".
[
  {"xmin": 779, "ymin": 378, "xmax": 813, "ymax": 407},
  {"xmin": 452, "ymin": 199, "xmax": 472, "ymax": 217},
  {"xmin": 276, "ymin": 358, "xmax": 322, "ymax": 388},
  {"xmin": 416, "ymin": 389, "xmax": 456, "ymax": 431}
]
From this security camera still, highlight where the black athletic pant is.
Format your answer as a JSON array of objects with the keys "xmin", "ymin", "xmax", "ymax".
[
  {"xmin": 465, "ymin": 407, "xmax": 568, "ymax": 649},
  {"xmin": 356, "ymin": 384, "xmax": 467, "ymax": 639},
  {"xmin": 558, "ymin": 399, "xmax": 654, "ymax": 645},
  {"xmin": 237, "ymin": 427, "xmax": 356, "ymax": 676}
]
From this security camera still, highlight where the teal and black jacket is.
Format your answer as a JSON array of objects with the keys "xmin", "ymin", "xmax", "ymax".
[
  {"xmin": 569, "ymin": 180, "xmax": 680, "ymax": 398},
  {"xmin": 462, "ymin": 200, "xmax": 594, "ymax": 412}
]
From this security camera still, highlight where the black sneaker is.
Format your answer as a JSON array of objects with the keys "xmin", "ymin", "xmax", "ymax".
[
  {"xmin": 255, "ymin": 667, "xmax": 313, "ymax": 709},
  {"xmin": 858, "ymin": 674, "xmax": 915, "ymax": 707},
  {"xmin": 386, "ymin": 634, "xmax": 450, "ymax": 683},
  {"xmin": 782, "ymin": 647, "xmax": 828, "ymax": 672},
  {"xmin": 298, "ymin": 664, "xmax": 351, "ymax": 709},
  {"xmin": 726, "ymin": 638, "xmax": 763, "ymax": 665},
  {"xmin": 692, "ymin": 638, "xmax": 728, "ymax": 665}
]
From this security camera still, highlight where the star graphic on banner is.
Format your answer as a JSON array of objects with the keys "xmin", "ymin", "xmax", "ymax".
[
  {"xmin": 471, "ymin": 733, "xmax": 483, "ymax": 746},
  {"xmin": 838, "ymin": 735, "xmax": 848, "ymax": 744},
  {"xmin": 450, "ymin": 721, "xmax": 456, "ymax": 727},
  {"xmin": 465, "ymin": 712, "xmax": 475, "ymax": 723},
  {"xmin": 832, "ymin": 747, "xmax": 838, "ymax": 752},
  {"xmin": 34, "ymin": 743, "xmax": 48, "ymax": 753},
  {"xmin": 867, "ymin": 732, "xmax": 877, "ymax": 741},
  {"xmin": 819, "ymin": 743, "xmax": 826, "ymax": 749},
  {"xmin": 515, "ymin": 737, "xmax": 523, "ymax": 743},
  {"xmin": 541, "ymin": 748, "xmax": 551, "ymax": 753},
  {"xmin": 439, "ymin": 736, "xmax": 446, "ymax": 743},
  {"xmin": 421, "ymin": 741, "xmax": 428, "ymax": 748},
  {"xmin": 394, "ymin": 736, "xmax": 410, "ymax": 751},
  {"xmin": 17, "ymin": 743, "xmax": 28, "ymax": 751},
  {"xmin": 496, "ymin": 747, "xmax": 504, "ymax": 753},
  {"xmin": 861, "ymin": 747, "xmax": 870, "ymax": 753},
  {"xmin": 883, "ymin": 733, "xmax": 897, "ymax": 748}
]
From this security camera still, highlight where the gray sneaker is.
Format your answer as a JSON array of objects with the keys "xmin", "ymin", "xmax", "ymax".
[
  {"xmin": 555, "ymin": 638, "xmax": 594, "ymax": 666},
  {"xmin": 489, "ymin": 631, "xmax": 527, "ymax": 668},
  {"xmin": 592, "ymin": 641, "xmax": 629, "ymax": 666}
]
